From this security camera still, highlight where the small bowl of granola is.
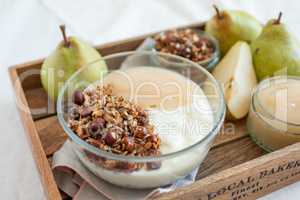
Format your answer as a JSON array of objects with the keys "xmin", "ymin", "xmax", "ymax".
[
  {"xmin": 153, "ymin": 28, "xmax": 220, "ymax": 71},
  {"xmin": 57, "ymin": 51, "xmax": 225, "ymax": 189}
]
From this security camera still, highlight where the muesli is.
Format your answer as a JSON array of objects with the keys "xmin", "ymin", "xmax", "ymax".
[{"xmin": 68, "ymin": 85, "xmax": 161, "ymax": 172}]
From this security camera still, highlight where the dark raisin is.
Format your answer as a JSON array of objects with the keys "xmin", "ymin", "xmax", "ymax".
[
  {"xmin": 116, "ymin": 161, "xmax": 136, "ymax": 171},
  {"xmin": 88, "ymin": 118, "xmax": 106, "ymax": 137},
  {"xmin": 84, "ymin": 150, "xmax": 102, "ymax": 162},
  {"xmin": 81, "ymin": 107, "xmax": 92, "ymax": 117},
  {"xmin": 73, "ymin": 91, "xmax": 85, "ymax": 105},
  {"xmin": 95, "ymin": 117, "xmax": 106, "ymax": 127},
  {"xmin": 69, "ymin": 107, "xmax": 80, "ymax": 120},
  {"xmin": 104, "ymin": 131, "xmax": 117, "ymax": 146},
  {"xmin": 146, "ymin": 161, "xmax": 161, "ymax": 170},
  {"xmin": 88, "ymin": 122, "xmax": 101, "ymax": 137}
]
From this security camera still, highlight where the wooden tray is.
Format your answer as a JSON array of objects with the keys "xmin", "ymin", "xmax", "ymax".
[{"xmin": 9, "ymin": 22, "xmax": 300, "ymax": 200}]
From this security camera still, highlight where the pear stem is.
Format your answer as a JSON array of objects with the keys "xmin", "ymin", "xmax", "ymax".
[
  {"xmin": 213, "ymin": 5, "xmax": 222, "ymax": 19},
  {"xmin": 59, "ymin": 25, "xmax": 70, "ymax": 47},
  {"xmin": 274, "ymin": 12, "xmax": 283, "ymax": 25}
]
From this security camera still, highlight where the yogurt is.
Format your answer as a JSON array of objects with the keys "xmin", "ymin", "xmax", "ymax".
[{"xmin": 75, "ymin": 67, "xmax": 215, "ymax": 188}]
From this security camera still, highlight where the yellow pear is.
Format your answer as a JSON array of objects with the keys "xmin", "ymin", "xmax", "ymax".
[{"xmin": 212, "ymin": 41, "xmax": 257, "ymax": 120}]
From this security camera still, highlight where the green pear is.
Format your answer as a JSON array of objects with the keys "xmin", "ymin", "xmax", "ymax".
[
  {"xmin": 41, "ymin": 25, "xmax": 107, "ymax": 100},
  {"xmin": 251, "ymin": 13, "xmax": 300, "ymax": 81},
  {"xmin": 205, "ymin": 5, "xmax": 262, "ymax": 55}
]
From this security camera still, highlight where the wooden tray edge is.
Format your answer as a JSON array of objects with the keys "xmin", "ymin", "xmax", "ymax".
[
  {"xmin": 9, "ymin": 67, "xmax": 62, "ymax": 200},
  {"xmin": 157, "ymin": 142, "xmax": 300, "ymax": 200}
]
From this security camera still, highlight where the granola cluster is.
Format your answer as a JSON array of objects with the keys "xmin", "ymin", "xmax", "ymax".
[
  {"xmin": 68, "ymin": 85, "xmax": 161, "ymax": 171},
  {"xmin": 154, "ymin": 28, "xmax": 214, "ymax": 62}
]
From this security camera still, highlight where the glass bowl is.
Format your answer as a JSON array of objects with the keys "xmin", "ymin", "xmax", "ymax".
[
  {"xmin": 57, "ymin": 51, "xmax": 225, "ymax": 189},
  {"xmin": 152, "ymin": 29, "xmax": 220, "ymax": 71},
  {"xmin": 247, "ymin": 76, "xmax": 300, "ymax": 152}
]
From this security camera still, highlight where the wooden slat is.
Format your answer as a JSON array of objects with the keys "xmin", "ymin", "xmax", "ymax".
[
  {"xmin": 197, "ymin": 137, "xmax": 265, "ymax": 180},
  {"xmin": 214, "ymin": 119, "xmax": 248, "ymax": 147},
  {"xmin": 9, "ymin": 68, "xmax": 62, "ymax": 200},
  {"xmin": 35, "ymin": 116, "xmax": 67, "ymax": 156},
  {"xmin": 24, "ymin": 87, "xmax": 56, "ymax": 120}
]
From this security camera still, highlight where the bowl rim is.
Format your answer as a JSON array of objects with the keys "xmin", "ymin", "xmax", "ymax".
[{"xmin": 57, "ymin": 50, "xmax": 226, "ymax": 162}]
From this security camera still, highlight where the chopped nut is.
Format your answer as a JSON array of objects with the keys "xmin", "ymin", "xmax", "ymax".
[
  {"xmin": 86, "ymin": 138, "xmax": 103, "ymax": 148},
  {"xmin": 76, "ymin": 126, "xmax": 89, "ymax": 139},
  {"xmin": 134, "ymin": 126, "xmax": 147, "ymax": 139},
  {"xmin": 123, "ymin": 136, "xmax": 135, "ymax": 152},
  {"xmin": 104, "ymin": 113, "xmax": 116, "ymax": 124},
  {"xmin": 144, "ymin": 142, "xmax": 152, "ymax": 149},
  {"xmin": 154, "ymin": 29, "xmax": 214, "ymax": 62},
  {"xmin": 92, "ymin": 109, "xmax": 104, "ymax": 118}
]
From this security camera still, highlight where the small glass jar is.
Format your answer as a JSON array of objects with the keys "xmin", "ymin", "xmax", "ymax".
[{"xmin": 247, "ymin": 76, "xmax": 300, "ymax": 152}]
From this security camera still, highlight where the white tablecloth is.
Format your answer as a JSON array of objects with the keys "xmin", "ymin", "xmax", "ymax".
[{"xmin": 1, "ymin": 0, "xmax": 300, "ymax": 199}]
